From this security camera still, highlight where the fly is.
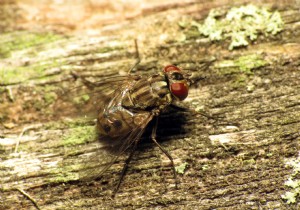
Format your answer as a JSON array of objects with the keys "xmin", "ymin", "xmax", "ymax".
[{"xmin": 72, "ymin": 40, "xmax": 191, "ymax": 196}]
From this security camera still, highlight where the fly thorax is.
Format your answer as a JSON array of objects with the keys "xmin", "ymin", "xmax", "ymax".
[
  {"xmin": 121, "ymin": 74, "xmax": 172, "ymax": 111},
  {"xmin": 121, "ymin": 90, "xmax": 135, "ymax": 108}
]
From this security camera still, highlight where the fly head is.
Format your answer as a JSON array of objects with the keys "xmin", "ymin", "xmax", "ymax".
[{"xmin": 163, "ymin": 65, "xmax": 190, "ymax": 101}]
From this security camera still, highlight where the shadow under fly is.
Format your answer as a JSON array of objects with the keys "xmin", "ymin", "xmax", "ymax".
[{"xmin": 77, "ymin": 40, "xmax": 192, "ymax": 197}]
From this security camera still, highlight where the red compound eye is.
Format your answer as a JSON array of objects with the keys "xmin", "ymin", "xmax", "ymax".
[
  {"xmin": 164, "ymin": 65, "xmax": 181, "ymax": 73},
  {"xmin": 170, "ymin": 82, "xmax": 188, "ymax": 101}
]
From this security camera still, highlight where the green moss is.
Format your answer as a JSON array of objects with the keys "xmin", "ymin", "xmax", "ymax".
[
  {"xmin": 214, "ymin": 54, "xmax": 268, "ymax": 88},
  {"xmin": 216, "ymin": 54, "xmax": 268, "ymax": 75},
  {"xmin": 49, "ymin": 172, "xmax": 78, "ymax": 183},
  {"xmin": 236, "ymin": 54, "xmax": 268, "ymax": 73},
  {"xmin": 41, "ymin": 85, "xmax": 59, "ymax": 105},
  {"xmin": 44, "ymin": 92, "xmax": 58, "ymax": 105},
  {"xmin": 0, "ymin": 31, "xmax": 64, "ymax": 85},
  {"xmin": 47, "ymin": 164, "xmax": 81, "ymax": 183},
  {"xmin": 61, "ymin": 126, "xmax": 97, "ymax": 146},
  {"xmin": 0, "ymin": 59, "xmax": 66, "ymax": 85},
  {"xmin": 180, "ymin": 4, "xmax": 284, "ymax": 50},
  {"xmin": 282, "ymin": 155, "xmax": 300, "ymax": 204},
  {"xmin": 0, "ymin": 31, "xmax": 62, "ymax": 58},
  {"xmin": 73, "ymin": 94, "xmax": 90, "ymax": 105}
]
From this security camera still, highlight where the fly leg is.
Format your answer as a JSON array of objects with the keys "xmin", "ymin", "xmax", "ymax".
[
  {"xmin": 151, "ymin": 117, "xmax": 178, "ymax": 188},
  {"xmin": 128, "ymin": 39, "xmax": 141, "ymax": 74},
  {"xmin": 113, "ymin": 138, "xmax": 139, "ymax": 197},
  {"xmin": 170, "ymin": 104, "xmax": 216, "ymax": 119}
]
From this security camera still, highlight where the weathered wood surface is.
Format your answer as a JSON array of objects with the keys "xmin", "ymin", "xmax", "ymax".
[{"xmin": 1, "ymin": 1, "xmax": 300, "ymax": 209}]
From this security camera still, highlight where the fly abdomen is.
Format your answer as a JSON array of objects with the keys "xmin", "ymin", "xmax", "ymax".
[{"xmin": 97, "ymin": 106, "xmax": 150, "ymax": 140}]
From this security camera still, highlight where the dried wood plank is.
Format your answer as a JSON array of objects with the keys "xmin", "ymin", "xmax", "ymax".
[{"xmin": 0, "ymin": 1, "xmax": 300, "ymax": 209}]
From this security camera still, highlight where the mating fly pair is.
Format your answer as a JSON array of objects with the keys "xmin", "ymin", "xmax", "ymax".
[{"xmin": 75, "ymin": 40, "xmax": 191, "ymax": 195}]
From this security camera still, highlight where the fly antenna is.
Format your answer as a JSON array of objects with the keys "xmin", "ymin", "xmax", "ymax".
[{"xmin": 128, "ymin": 39, "xmax": 141, "ymax": 74}]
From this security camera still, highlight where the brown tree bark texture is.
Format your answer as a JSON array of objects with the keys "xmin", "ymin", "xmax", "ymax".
[{"xmin": 0, "ymin": 0, "xmax": 300, "ymax": 209}]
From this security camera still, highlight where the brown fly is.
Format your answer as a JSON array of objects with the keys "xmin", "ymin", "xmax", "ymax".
[{"xmin": 66, "ymin": 40, "xmax": 191, "ymax": 196}]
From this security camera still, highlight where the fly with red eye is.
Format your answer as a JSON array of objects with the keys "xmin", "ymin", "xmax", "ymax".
[{"xmin": 77, "ymin": 40, "xmax": 191, "ymax": 197}]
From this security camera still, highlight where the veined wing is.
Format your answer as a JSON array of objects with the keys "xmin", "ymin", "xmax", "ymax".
[
  {"xmin": 79, "ymin": 107, "xmax": 154, "ymax": 181},
  {"xmin": 79, "ymin": 117, "xmax": 153, "ymax": 181},
  {"xmin": 54, "ymin": 74, "xmax": 137, "ymax": 118},
  {"xmin": 57, "ymin": 72, "xmax": 153, "ymax": 181}
]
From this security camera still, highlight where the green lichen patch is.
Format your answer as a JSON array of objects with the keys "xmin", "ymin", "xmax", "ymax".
[
  {"xmin": 0, "ymin": 31, "xmax": 65, "ymax": 85},
  {"xmin": 0, "ymin": 31, "xmax": 62, "ymax": 58},
  {"xmin": 44, "ymin": 91, "xmax": 58, "ymax": 105},
  {"xmin": 34, "ymin": 85, "xmax": 60, "ymax": 107},
  {"xmin": 179, "ymin": 4, "xmax": 284, "ymax": 50},
  {"xmin": 61, "ymin": 125, "xmax": 97, "ymax": 147},
  {"xmin": 15, "ymin": 85, "xmax": 60, "ymax": 117},
  {"xmin": 215, "ymin": 54, "xmax": 268, "ymax": 75},
  {"xmin": 235, "ymin": 54, "xmax": 269, "ymax": 73},
  {"xmin": 47, "ymin": 164, "xmax": 81, "ymax": 183},
  {"xmin": 0, "ymin": 59, "xmax": 66, "ymax": 85},
  {"xmin": 214, "ymin": 54, "xmax": 268, "ymax": 89},
  {"xmin": 282, "ymin": 155, "xmax": 300, "ymax": 204},
  {"xmin": 175, "ymin": 162, "xmax": 188, "ymax": 174},
  {"xmin": 73, "ymin": 94, "xmax": 90, "ymax": 105}
]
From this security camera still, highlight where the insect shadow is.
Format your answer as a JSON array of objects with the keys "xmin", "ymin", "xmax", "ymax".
[
  {"xmin": 82, "ymin": 105, "xmax": 189, "ymax": 189},
  {"xmin": 74, "ymin": 108, "xmax": 188, "ymax": 196},
  {"xmin": 142, "ymin": 106, "xmax": 189, "ymax": 142}
]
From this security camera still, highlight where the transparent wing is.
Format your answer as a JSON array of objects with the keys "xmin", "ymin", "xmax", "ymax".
[
  {"xmin": 79, "ymin": 116, "xmax": 153, "ymax": 181},
  {"xmin": 79, "ymin": 106, "xmax": 154, "ymax": 181},
  {"xmin": 60, "ymin": 75, "xmax": 154, "ymax": 181},
  {"xmin": 53, "ymin": 74, "xmax": 136, "ymax": 119}
]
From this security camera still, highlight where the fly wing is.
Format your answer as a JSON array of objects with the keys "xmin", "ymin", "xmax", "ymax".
[
  {"xmin": 55, "ymin": 70, "xmax": 154, "ymax": 184},
  {"xmin": 67, "ymin": 74, "xmax": 154, "ymax": 181},
  {"xmin": 79, "ymin": 110, "xmax": 154, "ymax": 181},
  {"xmin": 54, "ymin": 74, "xmax": 135, "ymax": 119}
]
